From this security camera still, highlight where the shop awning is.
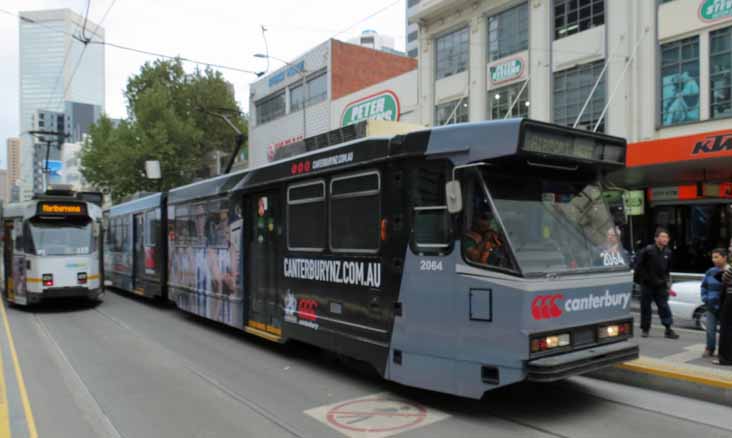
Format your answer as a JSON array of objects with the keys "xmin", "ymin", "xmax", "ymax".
[{"xmin": 609, "ymin": 129, "xmax": 732, "ymax": 188}]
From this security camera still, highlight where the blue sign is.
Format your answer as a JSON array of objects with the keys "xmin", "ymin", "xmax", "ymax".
[
  {"xmin": 44, "ymin": 160, "xmax": 64, "ymax": 185},
  {"xmin": 268, "ymin": 60, "xmax": 305, "ymax": 87}
]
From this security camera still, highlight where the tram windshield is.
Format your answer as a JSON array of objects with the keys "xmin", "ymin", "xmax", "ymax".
[
  {"xmin": 463, "ymin": 168, "xmax": 628, "ymax": 276},
  {"xmin": 26, "ymin": 219, "xmax": 94, "ymax": 256}
]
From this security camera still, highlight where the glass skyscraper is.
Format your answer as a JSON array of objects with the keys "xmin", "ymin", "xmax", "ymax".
[{"xmin": 18, "ymin": 9, "xmax": 105, "ymax": 199}]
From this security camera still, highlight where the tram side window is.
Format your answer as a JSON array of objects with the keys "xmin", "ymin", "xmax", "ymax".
[
  {"xmin": 207, "ymin": 198, "xmax": 229, "ymax": 247},
  {"xmin": 410, "ymin": 166, "xmax": 451, "ymax": 254},
  {"xmin": 175, "ymin": 205, "xmax": 191, "ymax": 245},
  {"xmin": 462, "ymin": 172, "xmax": 515, "ymax": 271},
  {"xmin": 288, "ymin": 180, "xmax": 326, "ymax": 251},
  {"xmin": 330, "ymin": 171, "xmax": 380, "ymax": 253}
]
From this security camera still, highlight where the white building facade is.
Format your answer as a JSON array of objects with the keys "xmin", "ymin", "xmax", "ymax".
[{"xmin": 18, "ymin": 9, "xmax": 105, "ymax": 200}]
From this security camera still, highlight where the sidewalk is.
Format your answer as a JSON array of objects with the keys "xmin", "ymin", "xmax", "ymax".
[{"xmin": 588, "ymin": 305, "xmax": 732, "ymax": 406}]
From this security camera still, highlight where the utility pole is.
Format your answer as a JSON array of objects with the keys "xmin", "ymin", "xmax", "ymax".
[{"xmin": 27, "ymin": 129, "xmax": 69, "ymax": 193}]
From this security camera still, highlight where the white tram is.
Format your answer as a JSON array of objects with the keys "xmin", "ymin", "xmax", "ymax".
[{"xmin": 1, "ymin": 188, "xmax": 104, "ymax": 305}]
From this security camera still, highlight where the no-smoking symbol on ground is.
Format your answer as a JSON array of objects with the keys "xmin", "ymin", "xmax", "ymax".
[{"xmin": 326, "ymin": 398, "xmax": 427, "ymax": 433}]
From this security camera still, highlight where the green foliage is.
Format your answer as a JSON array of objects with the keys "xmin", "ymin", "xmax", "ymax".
[{"xmin": 81, "ymin": 58, "xmax": 247, "ymax": 202}]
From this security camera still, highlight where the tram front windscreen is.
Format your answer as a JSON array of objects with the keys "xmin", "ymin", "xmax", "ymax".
[
  {"xmin": 463, "ymin": 167, "xmax": 629, "ymax": 276},
  {"xmin": 26, "ymin": 218, "xmax": 94, "ymax": 256}
]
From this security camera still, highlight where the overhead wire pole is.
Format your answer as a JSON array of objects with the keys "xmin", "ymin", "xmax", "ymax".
[
  {"xmin": 593, "ymin": 26, "xmax": 651, "ymax": 132},
  {"xmin": 573, "ymin": 35, "xmax": 625, "ymax": 129}
]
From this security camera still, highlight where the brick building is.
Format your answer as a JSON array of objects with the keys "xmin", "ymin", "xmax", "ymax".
[{"xmin": 248, "ymin": 39, "xmax": 418, "ymax": 167}]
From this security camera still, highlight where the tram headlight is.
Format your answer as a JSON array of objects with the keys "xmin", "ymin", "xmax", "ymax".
[
  {"xmin": 598, "ymin": 322, "xmax": 632, "ymax": 339},
  {"xmin": 530, "ymin": 333, "xmax": 571, "ymax": 353},
  {"xmin": 42, "ymin": 274, "xmax": 53, "ymax": 287}
]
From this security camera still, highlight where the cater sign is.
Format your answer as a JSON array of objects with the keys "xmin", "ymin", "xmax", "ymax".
[
  {"xmin": 489, "ymin": 58, "xmax": 524, "ymax": 85},
  {"xmin": 341, "ymin": 90, "xmax": 400, "ymax": 127},
  {"xmin": 531, "ymin": 291, "xmax": 631, "ymax": 321},
  {"xmin": 699, "ymin": 0, "xmax": 732, "ymax": 22}
]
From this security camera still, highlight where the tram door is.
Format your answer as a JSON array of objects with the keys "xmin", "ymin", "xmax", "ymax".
[
  {"xmin": 133, "ymin": 213, "xmax": 145, "ymax": 292},
  {"xmin": 2, "ymin": 222, "xmax": 12, "ymax": 299},
  {"xmin": 247, "ymin": 192, "xmax": 282, "ymax": 337}
]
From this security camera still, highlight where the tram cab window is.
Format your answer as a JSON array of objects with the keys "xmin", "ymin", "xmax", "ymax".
[
  {"xmin": 461, "ymin": 173, "xmax": 514, "ymax": 271},
  {"xmin": 288, "ymin": 180, "xmax": 326, "ymax": 251},
  {"xmin": 466, "ymin": 167, "xmax": 621, "ymax": 276},
  {"xmin": 410, "ymin": 165, "xmax": 452, "ymax": 254},
  {"xmin": 330, "ymin": 171, "xmax": 380, "ymax": 253}
]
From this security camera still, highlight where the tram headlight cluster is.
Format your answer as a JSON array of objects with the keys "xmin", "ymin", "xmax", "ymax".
[
  {"xmin": 530, "ymin": 333, "xmax": 571, "ymax": 353},
  {"xmin": 597, "ymin": 322, "xmax": 632, "ymax": 339}
]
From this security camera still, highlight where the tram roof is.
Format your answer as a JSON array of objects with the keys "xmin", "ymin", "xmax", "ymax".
[
  {"xmin": 232, "ymin": 119, "xmax": 625, "ymax": 191},
  {"xmin": 167, "ymin": 168, "xmax": 249, "ymax": 205},
  {"xmin": 108, "ymin": 192, "xmax": 164, "ymax": 216}
]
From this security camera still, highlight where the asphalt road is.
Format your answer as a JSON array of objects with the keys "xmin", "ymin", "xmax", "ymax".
[{"xmin": 3, "ymin": 290, "xmax": 731, "ymax": 438}]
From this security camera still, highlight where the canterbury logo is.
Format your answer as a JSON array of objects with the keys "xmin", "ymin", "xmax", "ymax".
[
  {"xmin": 297, "ymin": 299, "xmax": 318, "ymax": 321},
  {"xmin": 531, "ymin": 294, "xmax": 564, "ymax": 320}
]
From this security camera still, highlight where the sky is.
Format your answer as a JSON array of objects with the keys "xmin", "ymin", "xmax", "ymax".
[{"xmin": 0, "ymin": 0, "xmax": 407, "ymax": 168}]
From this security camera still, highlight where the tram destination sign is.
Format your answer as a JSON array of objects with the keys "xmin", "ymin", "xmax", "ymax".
[
  {"xmin": 37, "ymin": 202, "xmax": 87, "ymax": 216},
  {"xmin": 522, "ymin": 127, "xmax": 625, "ymax": 164}
]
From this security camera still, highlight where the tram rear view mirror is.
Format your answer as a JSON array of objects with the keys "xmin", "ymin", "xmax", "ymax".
[{"xmin": 446, "ymin": 181, "xmax": 463, "ymax": 214}]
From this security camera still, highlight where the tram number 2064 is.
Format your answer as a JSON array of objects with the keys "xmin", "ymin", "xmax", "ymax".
[{"xmin": 419, "ymin": 260, "xmax": 444, "ymax": 272}]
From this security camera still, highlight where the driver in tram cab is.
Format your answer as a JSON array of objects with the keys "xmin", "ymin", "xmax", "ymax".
[
  {"xmin": 464, "ymin": 211, "xmax": 510, "ymax": 268},
  {"xmin": 596, "ymin": 226, "xmax": 630, "ymax": 267}
]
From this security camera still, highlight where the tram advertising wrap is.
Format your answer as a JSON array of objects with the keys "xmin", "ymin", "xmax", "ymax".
[{"xmin": 104, "ymin": 119, "xmax": 638, "ymax": 399}]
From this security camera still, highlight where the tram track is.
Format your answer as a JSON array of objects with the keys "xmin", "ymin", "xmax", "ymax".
[
  {"xmin": 92, "ymin": 306, "xmax": 309, "ymax": 438},
  {"xmin": 31, "ymin": 313, "xmax": 124, "ymax": 438}
]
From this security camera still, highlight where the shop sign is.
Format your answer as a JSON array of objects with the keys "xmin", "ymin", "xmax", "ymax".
[
  {"xmin": 341, "ymin": 91, "xmax": 400, "ymax": 127},
  {"xmin": 699, "ymin": 0, "xmax": 732, "ymax": 22},
  {"xmin": 622, "ymin": 191, "xmax": 645, "ymax": 216},
  {"xmin": 489, "ymin": 58, "xmax": 524, "ymax": 85}
]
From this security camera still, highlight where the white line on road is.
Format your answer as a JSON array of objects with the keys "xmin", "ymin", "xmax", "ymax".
[{"xmin": 31, "ymin": 315, "xmax": 123, "ymax": 438}]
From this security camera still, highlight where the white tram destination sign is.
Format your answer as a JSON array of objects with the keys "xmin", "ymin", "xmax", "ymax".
[{"xmin": 284, "ymin": 257, "xmax": 382, "ymax": 288}]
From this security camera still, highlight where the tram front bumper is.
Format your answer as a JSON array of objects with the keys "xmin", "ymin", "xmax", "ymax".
[{"xmin": 526, "ymin": 340, "xmax": 639, "ymax": 382}]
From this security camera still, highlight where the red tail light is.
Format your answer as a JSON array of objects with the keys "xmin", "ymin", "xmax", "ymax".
[{"xmin": 42, "ymin": 274, "xmax": 53, "ymax": 287}]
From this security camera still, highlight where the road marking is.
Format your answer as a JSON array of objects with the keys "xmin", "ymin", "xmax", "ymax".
[
  {"xmin": 0, "ymin": 320, "xmax": 11, "ymax": 438},
  {"xmin": 305, "ymin": 393, "xmax": 449, "ymax": 438},
  {"xmin": 662, "ymin": 343, "xmax": 707, "ymax": 363},
  {"xmin": 0, "ymin": 302, "xmax": 37, "ymax": 438}
]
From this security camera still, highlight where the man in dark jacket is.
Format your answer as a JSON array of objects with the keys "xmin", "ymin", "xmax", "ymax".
[{"xmin": 634, "ymin": 228, "xmax": 679, "ymax": 339}]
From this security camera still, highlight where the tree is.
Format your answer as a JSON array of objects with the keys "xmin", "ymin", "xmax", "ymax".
[{"xmin": 81, "ymin": 58, "xmax": 247, "ymax": 201}]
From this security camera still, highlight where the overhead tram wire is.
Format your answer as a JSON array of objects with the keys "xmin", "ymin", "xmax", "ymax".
[{"xmin": 0, "ymin": 8, "xmax": 260, "ymax": 77}]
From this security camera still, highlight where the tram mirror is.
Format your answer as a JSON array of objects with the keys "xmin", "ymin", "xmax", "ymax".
[{"xmin": 446, "ymin": 181, "xmax": 463, "ymax": 214}]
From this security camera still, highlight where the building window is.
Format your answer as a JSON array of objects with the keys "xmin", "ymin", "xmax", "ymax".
[
  {"xmin": 330, "ymin": 171, "xmax": 380, "ymax": 253},
  {"xmin": 306, "ymin": 72, "xmax": 328, "ymax": 106},
  {"xmin": 490, "ymin": 82, "xmax": 529, "ymax": 119},
  {"xmin": 553, "ymin": 61, "xmax": 606, "ymax": 132},
  {"xmin": 711, "ymin": 27, "xmax": 732, "ymax": 119},
  {"xmin": 256, "ymin": 91, "xmax": 286, "ymax": 125},
  {"xmin": 554, "ymin": 0, "xmax": 605, "ymax": 40},
  {"xmin": 488, "ymin": 3, "xmax": 529, "ymax": 62},
  {"xmin": 660, "ymin": 36, "xmax": 700, "ymax": 126},
  {"xmin": 408, "ymin": 31, "xmax": 418, "ymax": 43},
  {"xmin": 290, "ymin": 82, "xmax": 304, "ymax": 112},
  {"xmin": 435, "ymin": 98, "xmax": 469, "ymax": 125},
  {"xmin": 408, "ymin": 48, "xmax": 418, "ymax": 58},
  {"xmin": 435, "ymin": 27, "xmax": 469, "ymax": 80}
]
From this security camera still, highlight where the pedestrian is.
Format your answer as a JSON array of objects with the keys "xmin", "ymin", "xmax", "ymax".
[
  {"xmin": 716, "ymin": 240, "xmax": 732, "ymax": 365},
  {"xmin": 700, "ymin": 248, "xmax": 727, "ymax": 358},
  {"xmin": 634, "ymin": 228, "xmax": 679, "ymax": 339}
]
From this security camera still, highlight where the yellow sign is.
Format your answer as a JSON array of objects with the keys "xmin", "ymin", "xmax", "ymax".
[{"xmin": 40, "ymin": 204, "xmax": 82, "ymax": 214}]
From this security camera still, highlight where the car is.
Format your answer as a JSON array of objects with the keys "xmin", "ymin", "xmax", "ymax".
[{"xmin": 669, "ymin": 280, "xmax": 710, "ymax": 331}]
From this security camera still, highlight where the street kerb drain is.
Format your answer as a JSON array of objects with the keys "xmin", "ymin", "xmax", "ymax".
[{"xmin": 305, "ymin": 392, "xmax": 450, "ymax": 437}]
